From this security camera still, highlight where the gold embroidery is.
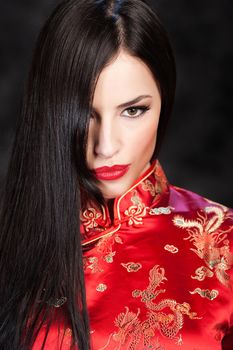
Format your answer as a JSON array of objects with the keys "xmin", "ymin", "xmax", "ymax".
[
  {"xmin": 64, "ymin": 328, "xmax": 72, "ymax": 346},
  {"xmin": 149, "ymin": 206, "xmax": 173, "ymax": 215},
  {"xmin": 97, "ymin": 234, "xmax": 123, "ymax": 264},
  {"xmin": 123, "ymin": 190, "xmax": 148, "ymax": 226},
  {"xmin": 124, "ymin": 205, "xmax": 148, "ymax": 226},
  {"xmin": 121, "ymin": 262, "xmax": 142, "ymax": 272},
  {"xmin": 64, "ymin": 328, "xmax": 72, "ymax": 337},
  {"xmin": 190, "ymin": 288, "xmax": 219, "ymax": 300},
  {"xmin": 164, "ymin": 244, "xmax": 179, "ymax": 254},
  {"xmin": 175, "ymin": 334, "xmax": 183, "ymax": 346},
  {"xmin": 80, "ymin": 207, "xmax": 102, "ymax": 232},
  {"xmin": 115, "ymin": 235, "xmax": 123, "ymax": 244},
  {"xmin": 131, "ymin": 190, "xmax": 143, "ymax": 206},
  {"xmin": 100, "ymin": 265, "xmax": 200, "ymax": 349},
  {"xmin": 84, "ymin": 235, "xmax": 123, "ymax": 273},
  {"xmin": 86, "ymin": 256, "xmax": 103, "ymax": 273},
  {"xmin": 153, "ymin": 162, "xmax": 169, "ymax": 199},
  {"xmin": 96, "ymin": 283, "xmax": 107, "ymax": 292},
  {"xmin": 103, "ymin": 251, "xmax": 116, "ymax": 263},
  {"xmin": 142, "ymin": 179, "xmax": 156, "ymax": 196},
  {"xmin": 173, "ymin": 206, "xmax": 233, "ymax": 288},
  {"xmin": 191, "ymin": 266, "xmax": 214, "ymax": 281},
  {"xmin": 81, "ymin": 160, "xmax": 170, "ymax": 246}
]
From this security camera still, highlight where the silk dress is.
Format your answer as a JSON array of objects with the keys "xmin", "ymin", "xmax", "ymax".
[{"xmin": 33, "ymin": 160, "xmax": 233, "ymax": 350}]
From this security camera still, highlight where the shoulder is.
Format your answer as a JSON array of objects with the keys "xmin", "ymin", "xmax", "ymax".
[
  {"xmin": 168, "ymin": 183, "xmax": 233, "ymax": 232},
  {"xmin": 169, "ymin": 183, "xmax": 233, "ymax": 221},
  {"xmin": 168, "ymin": 183, "xmax": 233, "ymax": 284}
]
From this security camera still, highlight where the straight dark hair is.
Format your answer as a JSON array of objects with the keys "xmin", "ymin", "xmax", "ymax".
[{"xmin": 0, "ymin": 0, "xmax": 176, "ymax": 349}]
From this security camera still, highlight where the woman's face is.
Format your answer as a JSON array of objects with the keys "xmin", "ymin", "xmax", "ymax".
[{"xmin": 87, "ymin": 50, "xmax": 161, "ymax": 200}]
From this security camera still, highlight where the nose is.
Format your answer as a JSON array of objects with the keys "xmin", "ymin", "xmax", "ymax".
[{"xmin": 93, "ymin": 117, "xmax": 120, "ymax": 159}]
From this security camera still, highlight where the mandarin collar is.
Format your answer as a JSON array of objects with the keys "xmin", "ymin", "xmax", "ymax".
[{"xmin": 80, "ymin": 159, "xmax": 169, "ymax": 247}]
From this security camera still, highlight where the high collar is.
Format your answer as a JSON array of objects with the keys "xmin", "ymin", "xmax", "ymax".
[{"xmin": 80, "ymin": 159, "xmax": 169, "ymax": 247}]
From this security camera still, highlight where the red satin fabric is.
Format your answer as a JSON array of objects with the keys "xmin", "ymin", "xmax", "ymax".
[{"xmin": 33, "ymin": 160, "xmax": 233, "ymax": 349}]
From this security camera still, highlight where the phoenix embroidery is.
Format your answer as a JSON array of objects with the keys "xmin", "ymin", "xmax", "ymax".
[{"xmin": 173, "ymin": 206, "xmax": 233, "ymax": 288}]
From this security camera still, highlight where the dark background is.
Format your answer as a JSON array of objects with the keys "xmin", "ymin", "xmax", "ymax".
[{"xmin": 0, "ymin": 0, "xmax": 232, "ymax": 206}]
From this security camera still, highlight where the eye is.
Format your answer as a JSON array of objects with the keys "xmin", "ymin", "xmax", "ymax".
[{"xmin": 121, "ymin": 105, "xmax": 150, "ymax": 118}]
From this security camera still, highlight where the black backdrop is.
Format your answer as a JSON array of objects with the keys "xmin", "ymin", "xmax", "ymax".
[{"xmin": 0, "ymin": 0, "xmax": 232, "ymax": 206}]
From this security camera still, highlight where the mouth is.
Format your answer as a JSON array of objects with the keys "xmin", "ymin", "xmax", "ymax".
[{"xmin": 93, "ymin": 164, "xmax": 131, "ymax": 181}]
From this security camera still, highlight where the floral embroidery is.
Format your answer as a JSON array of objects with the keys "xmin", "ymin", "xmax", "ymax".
[
  {"xmin": 191, "ymin": 266, "xmax": 214, "ymax": 281},
  {"xmin": 121, "ymin": 262, "xmax": 142, "ymax": 272},
  {"xmin": 190, "ymin": 288, "xmax": 219, "ymax": 301},
  {"xmin": 84, "ymin": 235, "xmax": 123, "ymax": 273},
  {"xmin": 80, "ymin": 207, "xmax": 102, "ymax": 232},
  {"xmin": 86, "ymin": 256, "xmax": 103, "ymax": 273},
  {"xmin": 100, "ymin": 265, "xmax": 199, "ymax": 349},
  {"xmin": 149, "ymin": 206, "xmax": 173, "ymax": 215},
  {"xmin": 96, "ymin": 283, "xmax": 107, "ymax": 292},
  {"xmin": 97, "ymin": 234, "xmax": 123, "ymax": 263},
  {"xmin": 173, "ymin": 206, "xmax": 233, "ymax": 288},
  {"xmin": 164, "ymin": 244, "xmax": 179, "ymax": 254},
  {"xmin": 124, "ymin": 204, "xmax": 148, "ymax": 226},
  {"xmin": 124, "ymin": 190, "xmax": 148, "ymax": 226},
  {"xmin": 81, "ymin": 160, "xmax": 169, "ymax": 243}
]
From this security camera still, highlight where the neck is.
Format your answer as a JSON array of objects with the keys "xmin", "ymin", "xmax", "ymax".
[{"xmin": 106, "ymin": 198, "xmax": 115, "ymax": 223}]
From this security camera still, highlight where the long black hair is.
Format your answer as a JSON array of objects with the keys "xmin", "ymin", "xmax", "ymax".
[{"xmin": 0, "ymin": 0, "xmax": 176, "ymax": 349}]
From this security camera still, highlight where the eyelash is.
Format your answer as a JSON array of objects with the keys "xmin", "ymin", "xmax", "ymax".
[
  {"xmin": 122, "ymin": 105, "xmax": 150, "ymax": 118},
  {"xmin": 90, "ymin": 104, "xmax": 150, "ymax": 119}
]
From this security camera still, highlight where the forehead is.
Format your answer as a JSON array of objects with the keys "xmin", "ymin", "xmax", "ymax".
[{"xmin": 92, "ymin": 50, "xmax": 159, "ymax": 106}]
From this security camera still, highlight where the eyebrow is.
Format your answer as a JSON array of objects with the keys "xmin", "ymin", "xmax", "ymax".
[
  {"xmin": 92, "ymin": 94, "xmax": 152, "ymax": 112},
  {"xmin": 116, "ymin": 94, "xmax": 152, "ymax": 109}
]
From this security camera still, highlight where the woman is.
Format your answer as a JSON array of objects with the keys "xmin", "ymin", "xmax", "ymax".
[{"xmin": 0, "ymin": 0, "xmax": 232, "ymax": 349}]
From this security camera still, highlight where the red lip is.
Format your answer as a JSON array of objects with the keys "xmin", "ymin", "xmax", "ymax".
[{"xmin": 93, "ymin": 164, "xmax": 130, "ymax": 181}]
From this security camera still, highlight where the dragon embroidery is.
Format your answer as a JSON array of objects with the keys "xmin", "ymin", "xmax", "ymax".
[{"xmin": 99, "ymin": 265, "xmax": 199, "ymax": 349}]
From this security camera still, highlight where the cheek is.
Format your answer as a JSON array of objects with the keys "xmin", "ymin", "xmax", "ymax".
[
  {"xmin": 86, "ymin": 121, "xmax": 96, "ymax": 163},
  {"xmin": 126, "ymin": 117, "xmax": 159, "ymax": 155}
]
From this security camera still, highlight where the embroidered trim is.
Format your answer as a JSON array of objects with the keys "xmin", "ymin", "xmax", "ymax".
[
  {"xmin": 82, "ymin": 224, "xmax": 121, "ymax": 247},
  {"xmin": 81, "ymin": 160, "xmax": 169, "ymax": 246}
]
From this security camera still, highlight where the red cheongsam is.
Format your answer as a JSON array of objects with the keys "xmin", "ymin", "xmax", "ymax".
[{"xmin": 33, "ymin": 160, "xmax": 233, "ymax": 350}]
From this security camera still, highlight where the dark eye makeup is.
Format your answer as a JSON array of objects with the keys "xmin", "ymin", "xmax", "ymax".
[
  {"xmin": 122, "ymin": 104, "xmax": 151, "ymax": 118},
  {"xmin": 90, "ymin": 104, "xmax": 151, "ymax": 120}
]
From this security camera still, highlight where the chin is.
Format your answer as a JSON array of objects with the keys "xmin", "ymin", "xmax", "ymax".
[
  {"xmin": 101, "ymin": 183, "xmax": 131, "ymax": 200},
  {"xmin": 103, "ymin": 190, "xmax": 123, "ymax": 200}
]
